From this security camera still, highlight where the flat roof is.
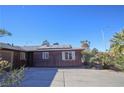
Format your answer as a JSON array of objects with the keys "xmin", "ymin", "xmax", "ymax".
[{"xmin": 0, "ymin": 42, "xmax": 85, "ymax": 52}]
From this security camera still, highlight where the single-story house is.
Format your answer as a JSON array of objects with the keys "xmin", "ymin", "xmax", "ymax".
[{"xmin": 0, "ymin": 42, "xmax": 85, "ymax": 68}]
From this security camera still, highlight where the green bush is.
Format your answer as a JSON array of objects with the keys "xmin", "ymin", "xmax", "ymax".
[
  {"xmin": 81, "ymin": 50, "xmax": 94, "ymax": 62},
  {"xmin": 89, "ymin": 52, "xmax": 114, "ymax": 69},
  {"xmin": 0, "ymin": 60, "xmax": 24, "ymax": 87},
  {"xmin": 113, "ymin": 55, "xmax": 124, "ymax": 71},
  {"xmin": 0, "ymin": 60, "xmax": 11, "ymax": 72}
]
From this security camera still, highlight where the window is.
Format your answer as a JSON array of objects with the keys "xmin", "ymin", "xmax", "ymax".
[
  {"xmin": 42, "ymin": 52, "xmax": 49, "ymax": 59},
  {"xmin": 68, "ymin": 51, "xmax": 73, "ymax": 60},
  {"xmin": 65, "ymin": 52, "xmax": 68, "ymax": 59},
  {"xmin": 20, "ymin": 52, "xmax": 26, "ymax": 60},
  {"xmin": 62, "ymin": 51, "xmax": 75, "ymax": 60}
]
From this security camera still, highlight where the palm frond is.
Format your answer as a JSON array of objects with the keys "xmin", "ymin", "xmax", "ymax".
[{"xmin": 0, "ymin": 29, "xmax": 12, "ymax": 37}]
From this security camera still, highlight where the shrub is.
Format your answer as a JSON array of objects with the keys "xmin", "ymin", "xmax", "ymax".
[
  {"xmin": 89, "ymin": 52, "xmax": 114, "ymax": 69},
  {"xmin": 81, "ymin": 51, "xmax": 94, "ymax": 68},
  {"xmin": 113, "ymin": 55, "xmax": 124, "ymax": 71},
  {"xmin": 0, "ymin": 60, "xmax": 11, "ymax": 72},
  {"xmin": 0, "ymin": 60, "xmax": 24, "ymax": 87},
  {"xmin": 99, "ymin": 53, "xmax": 114, "ymax": 69}
]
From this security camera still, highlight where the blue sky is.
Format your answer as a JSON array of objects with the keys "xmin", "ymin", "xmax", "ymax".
[{"xmin": 0, "ymin": 5, "xmax": 124, "ymax": 51}]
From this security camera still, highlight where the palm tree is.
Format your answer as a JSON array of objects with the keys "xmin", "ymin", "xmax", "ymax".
[
  {"xmin": 81, "ymin": 40, "xmax": 90, "ymax": 49},
  {"xmin": 110, "ymin": 29, "xmax": 124, "ymax": 55},
  {"xmin": 42, "ymin": 40, "xmax": 50, "ymax": 46},
  {"xmin": 0, "ymin": 29, "xmax": 12, "ymax": 37}
]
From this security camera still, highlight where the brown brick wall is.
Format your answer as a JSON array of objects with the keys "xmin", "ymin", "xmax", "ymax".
[
  {"xmin": 0, "ymin": 49, "xmax": 26, "ymax": 68},
  {"xmin": 0, "ymin": 49, "xmax": 83, "ymax": 67},
  {"xmin": 0, "ymin": 50, "xmax": 12, "ymax": 62},
  {"xmin": 33, "ymin": 50, "xmax": 82, "ymax": 67}
]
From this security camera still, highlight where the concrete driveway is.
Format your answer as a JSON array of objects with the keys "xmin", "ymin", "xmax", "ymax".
[{"xmin": 20, "ymin": 68, "xmax": 124, "ymax": 87}]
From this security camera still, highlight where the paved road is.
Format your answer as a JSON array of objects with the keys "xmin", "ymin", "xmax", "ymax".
[{"xmin": 20, "ymin": 68, "xmax": 124, "ymax": 87}]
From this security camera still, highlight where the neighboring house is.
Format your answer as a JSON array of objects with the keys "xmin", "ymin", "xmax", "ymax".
[{"xmin": 0, "ymin": 42, "xmax": 84, "ymax": 68}]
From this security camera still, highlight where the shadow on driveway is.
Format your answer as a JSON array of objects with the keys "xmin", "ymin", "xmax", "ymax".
[{"xmin": 20, "ymin": 68, "xmax": 58, "ymax": 87}]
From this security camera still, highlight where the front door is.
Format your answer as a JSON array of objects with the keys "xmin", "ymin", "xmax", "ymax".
[{"xmin": 26, "ymin": 52, "xmax": 33, "ymax": 67}]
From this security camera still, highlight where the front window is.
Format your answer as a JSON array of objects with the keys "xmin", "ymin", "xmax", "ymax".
[
  {"xmin": 62, "ymin": 51, "xmax": 75, "ymax": 60},
  {"xmin": 42, "ymin": 52, "xmax": 49, "ymax": 59}
]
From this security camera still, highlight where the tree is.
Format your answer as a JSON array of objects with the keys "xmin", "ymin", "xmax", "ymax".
[
  {"xmin": 110, "ymin": 29, "xmax": 124, "ymax": 55},
  {"xmin": 42, "ymin": 40, "xmax": 50, "ymax": 46},
  {"xmin": 81, "ymin": 49, "xmax": 94, "ymax": 66},
  {"xmin": 0, "ymin": 29, "xmax": 12, "ymax": 37},
  {"xmin": 109, "ymin": 29, "xmax": 124, "ymax": 71},
  {"xmin": 53, "ymin": 42, "xmax": 59, "ymax": 45},
  {"xmin": 0, "ymin": 29, "xmax": 12, "ymax": 55},
  {"xmin": 91, "ymin": 48, "xmax": 99, "ymax": 55},
  {"xmin": 81, "ymin": 40, "xmax": 90, "ymax": 49}
]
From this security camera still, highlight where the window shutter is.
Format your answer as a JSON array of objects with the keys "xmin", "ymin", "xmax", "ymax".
[
  {"xmin": 42, "ymin": 52, "xmax": 49, "ymax": 59},
  {"xmin": 72, "ymin": 51, "xmax": 75, "ymax": 60},
  {"xmin": 46, "ymin": 52, "xmax": 49, "ymax": 59},
  {"xmin": 62, "ymin": 52, "xmax": 65, "ymax": 60}
]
